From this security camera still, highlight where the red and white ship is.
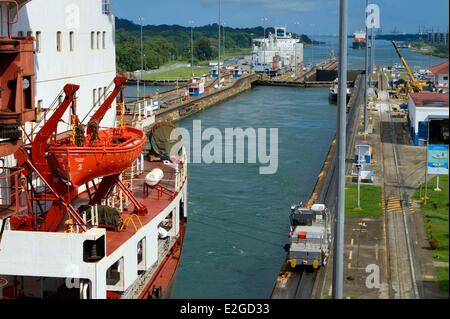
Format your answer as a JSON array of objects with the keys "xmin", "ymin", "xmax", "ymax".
[
  {"xmin": 0, "ymin": 0, "xmax": 187, "ymax": 299},
  {"xmin": 352, "ymin": 30, "xmax": 367, "ymax": 49}
]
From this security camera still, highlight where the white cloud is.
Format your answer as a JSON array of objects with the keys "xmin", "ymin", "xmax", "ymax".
[{"xmin": 202, "ymin": 0, "xmax": 336, "ymax": 13}]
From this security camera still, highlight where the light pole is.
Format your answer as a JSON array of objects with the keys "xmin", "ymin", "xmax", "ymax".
[
  {"xmin": 143, "ymin": 53, "xmax": 146, "ymax": 100},
  {"xmin": 138, "ymin": 16, "xmax": 144, "ymax": 101},
  {"xmin": 333, "ymin": 0, "xmax": 347, "ymax": 300},
  {"xmin": 294, "ymin": 21, "xmax": 300, "ymax": 76},
  {"xmin": 310, "ymin": 23, "xmax": 315, "ymax": 66},
  {"xmin": 223, "ymin": 22, "xmax": 226, "ymax": 58},
  {"xmin": 218, "ymin": 0, "xmax": 222, "ymax": 88},
  {"xmin": 364, "ymin": 0, "xmax": 369, "ymax": 133},
  {"xmin": 190, "ymin": 20, "xmax": 195, "ymax": 77},
  {"xmin": 261, "ymin": 17, "xmax": 268, "ymax": 74}
]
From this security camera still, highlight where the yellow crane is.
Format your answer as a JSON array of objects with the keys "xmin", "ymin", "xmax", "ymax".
[{"xmin": 391, "ymin": 40, "xmax": 426, "ymax": 96}]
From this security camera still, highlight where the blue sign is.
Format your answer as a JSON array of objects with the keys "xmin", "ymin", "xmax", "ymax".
[{"xmin": 428, "ymin": 144, "xmax": 449, "ymax": 175}]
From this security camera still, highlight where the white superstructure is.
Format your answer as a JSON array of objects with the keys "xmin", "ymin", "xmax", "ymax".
[
  {"xmin": 12, "ymin": 0, "xmax": 117, "ymax": 132},
  {"xmin": 252, "ymin": 26, "xmax": 303, "ymax": 73}
]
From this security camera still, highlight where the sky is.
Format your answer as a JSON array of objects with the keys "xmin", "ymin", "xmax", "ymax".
[{"xmin": 112, "ymin": 0, "xmax": 449, "ymax": 35}]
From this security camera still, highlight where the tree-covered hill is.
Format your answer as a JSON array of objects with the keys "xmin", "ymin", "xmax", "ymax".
[{"xmin": 115, "ymin": 17, "xmax": 314, "ymax": 72}]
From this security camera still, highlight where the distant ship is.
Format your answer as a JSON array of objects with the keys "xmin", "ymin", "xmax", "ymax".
[{"xmin": 352, "ymin": 31, "xmax": 367, "ymax": 49}]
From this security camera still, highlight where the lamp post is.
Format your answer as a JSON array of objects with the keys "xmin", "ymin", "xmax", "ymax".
[
  {"xmin": 218, "ymin": 0, "xmax": 222, "ymax": 88},
  {"xmin": 364, "ymin": 0, "xmax": 369, "ymax": 133},
  {"xmin": 294, "ymin": 21, "xmax": 300, "ymax": 76},
  {"xmin": 138, "ymin": 16, "xmax": 144, "ymax": 101},
  {"xmin": 310, "ymin": 23, "xmax": 315, "ymax": 66},
  {"xmin": 190, "ymin": 20, "xmax": 195, "ymax": 77},
  {"xmin": 223, "ymin": 22, "xmax": 226, "ymax": 58},
  {"xmin": 261, "ymin": 17, "xmax": 268, "ymax": 74},
  {"xmin": 333, "ymin": 0, "xmax": 348, "ymax": 300}
]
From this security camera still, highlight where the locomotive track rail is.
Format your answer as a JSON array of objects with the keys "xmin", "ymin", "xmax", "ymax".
[{"xmin": 379, "ymin": 91, "xmax": 420, "ymax": 299}]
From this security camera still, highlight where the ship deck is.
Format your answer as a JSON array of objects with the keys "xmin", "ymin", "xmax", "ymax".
[{"xmin": 73, "ymin": 159, "xmax": 182, "ymax": 256}]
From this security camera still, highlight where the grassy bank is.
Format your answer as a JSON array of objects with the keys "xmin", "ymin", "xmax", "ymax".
[
  {"xmin": 413, "ymin": 175, "xmax": 449, "ymax": 292},
  {"xmin": 411, "ymin": 42, "xmax": 449, "ymax": 59},
  {"xmin": 345, "ymin": 184, "xmax": 384, "ymax": 218},
  {"xmin": 436, "ymin": 267, "xmax": 449, "ymax": 292},
  {"xmin": 413, "ymin": 175, "xmax": 449, "ymax": 262},
  {"xmin": 142, "ymin": 67, "xmax": 211, "ymax": 81}
]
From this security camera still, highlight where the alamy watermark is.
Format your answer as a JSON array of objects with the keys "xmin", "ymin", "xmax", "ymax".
[
  {"xmin": 366, "ymin": 4, "xmax": 381, "ymax": 29},
  {"xmin": 170, "ymin": 120, "xmax": 279, "ymax": 175}
]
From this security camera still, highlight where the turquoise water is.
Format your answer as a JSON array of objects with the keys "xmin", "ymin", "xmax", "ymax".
[
  {"xmin": 171, "ymin": 40, "xmax": 445, "ymax": 299},
  {"xmin": 173, "ymin": 87, "xmax": 337, "ymax": 299}
]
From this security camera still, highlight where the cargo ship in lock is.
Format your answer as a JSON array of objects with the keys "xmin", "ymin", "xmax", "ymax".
[{"xmin": 0, "ymin": 0, "xmax": 188, "ymax": 299}]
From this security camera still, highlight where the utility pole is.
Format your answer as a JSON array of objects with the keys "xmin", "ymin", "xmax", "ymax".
[
  {"xmin": 333, "ymin": 0, "xmax": 347, "ymax": 300},
  {"xmin": 262, "ymin": 17, "xmax": 268, "ymax": 74},
  {"xmin": 138, "ymin": 16, "xmax": 144, "ymax": 102},
  {"xmin": 364, "ymin": 0, "xmax": 369, "ymax": 133},
  {"xmin": 190, "ymin": 20, "xmax": 195, "ymax": 77},
  {"xmin": 294, "ymin": 21, "xmax": 300, "ymax": 76},
  {"xmin": 223, "ymin": 22, "xmax": 226, "ymax": 58},
  {"xmin": 371, "ymin": 27, "xmax": 375, "ymax": 80},
  {"xmin": 218, "ymin": 0, "xmax": 221, "ymax": 89}
]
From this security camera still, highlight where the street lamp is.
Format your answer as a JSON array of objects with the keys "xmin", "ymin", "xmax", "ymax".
[
  {"xmin": 218, "ymin": 0, "xmax": 222, "ymax": 88},
  {"xmin": 189, "ymin": 20, "xmax": 195, "ymax": 77},
  {"xmin": 138, "ymin": 16, "xmax": 144, "ymax": 101},
  {"xmin": 310, "ymin": 23, "xmax": 315, "ymax": 66},
  {"xmin": 223, "ymin": 22, "xmax": 226, "ymax": 58},
  {"xmin": 294, "ymin": 21, "xmax": 300, "ymax": 75},
  {"xmin": 333, "ymin": 0, "xmax": 348, "ymax": 300},
  {"xmin": 261, "ymin": 17, "xmax": 268, "ymax": 74},
  {"xmin": 364, "ymin": 0, "xmax": 369, "ymax": 133}
]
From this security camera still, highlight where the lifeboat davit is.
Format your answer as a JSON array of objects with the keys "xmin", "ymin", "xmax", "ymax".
[{"xmin": 47, "ymin": 127, "xmax": 147, "ymax": 187}]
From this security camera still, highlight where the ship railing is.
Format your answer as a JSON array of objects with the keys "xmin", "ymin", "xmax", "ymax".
[
  {"xmin": 0, "ymin": 167, "xmax": 23, "ymax": 216},
  {"xmin": 81, "ymin": 205, "xmax": 100, "ymax": 228}
]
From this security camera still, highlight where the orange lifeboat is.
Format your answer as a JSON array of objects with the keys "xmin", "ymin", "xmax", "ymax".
[{"xmin": 47, "ymin": 127, "xmax": 147, "ymax": 187}]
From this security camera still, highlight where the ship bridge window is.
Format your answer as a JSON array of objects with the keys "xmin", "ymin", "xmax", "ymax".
[
  {"xmin": 97, "ymin": 32, "xmax": 101, "ymax": 49},
  {"xmin": 69, "ymin": 32, "xmax": 74, "ymax": 51},
  {"xmin": 91, "ymin": 32, "xmax": 95, "ymax": 49},
  {"xmin": 102, "ymin": 31, "xmax": 106, "ymax": 49},
  {"xmin": 56, "ymin": 31, "xmax": 62, "ymax": 52},
  {"xmin": 27, "ymin": 31, "xmax": 33, "ymax": 37},
  {"xmin": 36, "ymin": 32, "xmax": 41, "ymax": 53},
  {"xmin": 17, "ymin": 31, "xmax": 24, "ymax": 36}
]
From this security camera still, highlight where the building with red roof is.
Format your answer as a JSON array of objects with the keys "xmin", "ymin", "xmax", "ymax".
[
  {"xmin": 429, "ymin": 60, "xmax": 449, "ymax": 93},
  {"xmin": 408, "ymin": 92, "xmax": 449, "ymax": 146}
]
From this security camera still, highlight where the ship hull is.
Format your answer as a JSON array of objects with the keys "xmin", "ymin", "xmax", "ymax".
[
  {"xmin": 352, "ymin": 41, "xmax": 367, "ymax": 49},
  {"xmin": 138, "ymin": 220, "xmax": 186, "ymax": 299}
]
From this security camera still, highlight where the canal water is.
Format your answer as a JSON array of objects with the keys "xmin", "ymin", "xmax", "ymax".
[{"xmin": 172, "ymin": 86, "xmax": 337, "ymax": 299}]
